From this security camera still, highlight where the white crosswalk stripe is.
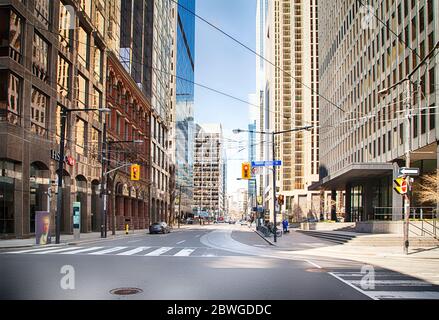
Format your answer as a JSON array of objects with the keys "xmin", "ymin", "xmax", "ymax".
[
  {"xmin": 7, "ymin": 246, "xmax": 63, "ymax": 254},
  {"xmin": 144, "ymin": 247, "xmax": 173, "ymax": 256},
  {"xmin": 59, "ymin": 247, "xmax": 104, "ymax": 255},
  {"xmin": 4, "ymin": 246, "xmax": 232, "ymax": 258},
  {"xmin": 88, "ymin": 247, "xmax": 128, "ymax": 255},
  {"xmin": 116, "ymin": 247, "xmax": 150, "ymax": 256},
  {"xmin": 32, "ymin": 247, "xmax": 84, "ymax": 254},
  {"xmin": 174, "ymin": 248, "xmax": 195, "ymax": 256},
  {"xmin": 330, "ymin": 271, "xmax": 439, "ymax": 300}
]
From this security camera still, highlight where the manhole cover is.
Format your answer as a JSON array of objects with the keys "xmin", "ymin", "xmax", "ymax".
[
  {"xmin": 110, "ymin": 287, "xmax": 143, "ymax": 295},
  {"xmin": 305, "ymin": 268, "xmax": 327, "ymax": 273}
]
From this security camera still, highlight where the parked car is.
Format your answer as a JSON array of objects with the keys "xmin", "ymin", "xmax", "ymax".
[
  {"xmin": 228, "ymin": 220, "xmax": 236, "ymax": 224},
  {"xmin": 239, "ymin": 220, "xmax": 248, "ymax": 225},
  {"xmin": 186, "ymin": 218, "xmax": 194, "ymax": 224},
  {"xmin": 149, "ymin": 222, "xmax": 170, "ymax": 234}
]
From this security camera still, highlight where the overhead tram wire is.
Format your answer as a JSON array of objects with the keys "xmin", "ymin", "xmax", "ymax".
[{"xmin": 170, "ymin": 0, "xmax": 346, "ymax": 114}]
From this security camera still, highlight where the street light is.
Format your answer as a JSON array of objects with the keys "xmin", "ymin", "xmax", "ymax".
[
  {"xmin": 233, "ymin": 125, "xmax": 312, "ymax": 243},
  {"xmin": 55, "ymin": 107, "xmax": 110, "ymax": 244},
  {"xmin": 375, "ymin": 40, "xmax": 439, "ymax": 254}
]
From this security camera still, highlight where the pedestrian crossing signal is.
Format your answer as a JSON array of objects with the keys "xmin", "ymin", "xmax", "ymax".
[
  {"xmin": 131, "ymin": 164, "xmax": 140, "ymax": 181},
  {"xmin": 393, "ymin": 176, "xmax": 407, "ymax": 194},
  {"xmin": 242, "ymin": 162, "xmax": 251, "ymax": 180}
]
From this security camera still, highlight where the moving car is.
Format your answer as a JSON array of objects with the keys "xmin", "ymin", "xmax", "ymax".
[{"xmin": 149, "ymin": 222, "xmax": 170, "ymax": 234}]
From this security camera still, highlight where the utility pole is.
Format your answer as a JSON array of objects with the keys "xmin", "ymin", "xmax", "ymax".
[
  {"xmin": 55, "ymin": 108, "xmax": 68, "ymax": 244},
  {"xmin": 272, "ymin": 132, "xmax": 277, "ymax": 243},
  {"xmin": 403, "ymin": 80, "xmax": 412, "ymax": 255},
  {"xmin": 178, "ymin": 185, "xmax": 182, "ymax": 228},
  {"xmin": 100, "ymin": 122, "xmax": 107, "ymax": 238}
]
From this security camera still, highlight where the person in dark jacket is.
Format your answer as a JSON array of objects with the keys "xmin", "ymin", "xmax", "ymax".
[{"xmin": 282, "ymin": 219, "xmax": 289, "ymax": 233}]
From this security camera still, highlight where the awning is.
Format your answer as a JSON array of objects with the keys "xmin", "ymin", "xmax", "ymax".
[{"xmin": 308, "ymin": 163, "xmax": 394, "ymax": 191}]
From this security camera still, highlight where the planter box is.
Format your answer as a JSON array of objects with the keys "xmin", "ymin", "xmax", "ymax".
[{"xmin": 300, "ymin": 222, "xmax": 356, "ymax": 231}]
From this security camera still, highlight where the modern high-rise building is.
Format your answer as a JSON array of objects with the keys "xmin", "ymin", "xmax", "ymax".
[
  {"xmin": 119, "ymin": 0, "xmax": 174, "ymax": 222},
  {"xmin": 193, "ymin": 124, "xmax": 226, "ymax": 218},
  {"xmin": 170, "ymin": 0, "xmax": 196, "ymax": 220},
  {"xmin": 263, "ymin": 0, "xmax": 320, "ymax": 221},
  {"xmin": 313, "ymin": 0, "xmax": 438, "ymax": 222},
  {"xmin": 0, "ymin": 0, "xmax": 119, "ymax": 237}
]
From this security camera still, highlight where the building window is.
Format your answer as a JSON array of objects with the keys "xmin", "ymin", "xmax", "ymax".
[
  {"xmin": 96, "ymin": 9, "xmax": 105, "ymax": 36},
  {"xmin": 2, "ymin": 73, "xmax": 21, "ymax": 126},
  {"xmin": 80, "ymin": 0, "xmax": 92, "ymax": 18},
  {"xmin": 57, "ymin": 55, "xmax": 70, "ymax": 98},
  {"xmin": 75, "ymin": 117, "xmax": 86, "ymax": 155},
  {"xmin": 93, "ymin": 47, "xmax": 103, "ymax": 82},
  {"xmin": 9, "ymin": 11, "xmax": 23, "ymax": 63},
  {"xmin": 30, "ymin": 87, "xmax": 48, "ymax": 136},
  {"xmin": 90, "ymin": 127, "xmax": 100, "ymax": 158},
  {"xmin": 59, "ymin": 2, "xmax": 73, "ymax": 49},
  {"xmin": 0, "ymin": 160, "xmax": 16, "ymax": 234},
  {"xmin": 32, "ymin": 32, "xmax": 49, "ymax": 82},
  {"xmin": 77, "ymin": 25, "xmax": 89, "ymax": 68},
  {"xmin": 34, "ymin": 0, "xmax": 51, "ymax": 27},
  {"xmin": 75, "ymin": 73, "xmax": 87, "ymax": 108},
  {"xmin": 91, "ymin": 87, "xmax": 102, "ymax": 123}
]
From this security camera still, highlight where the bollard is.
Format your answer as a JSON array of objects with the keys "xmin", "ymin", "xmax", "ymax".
[{"xmin": 125, "ymin": 224, "xmax": 129, "ymax": 235}]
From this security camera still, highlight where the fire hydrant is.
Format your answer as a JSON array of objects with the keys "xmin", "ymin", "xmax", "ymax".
[{"xmin": 125, "ymin": 224, "xmax": 129, "ymax": 235}]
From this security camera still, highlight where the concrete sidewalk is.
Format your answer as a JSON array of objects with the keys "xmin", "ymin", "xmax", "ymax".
[
  {"xmin": 0, "ymin": 229, "xmax": 151, "ymax": 249},
  {"xmin": 255, "ymin": 228, "xmax": 439, "ymax": 258},
  {"xmin": 253, "ymin": 228, "xmax": 439, "ymax": 285}
]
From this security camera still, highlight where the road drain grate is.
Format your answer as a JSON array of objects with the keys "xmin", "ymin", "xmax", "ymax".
[{"xmin": 110, "ymin": 288, "xmax": 143, "ymax": 295}]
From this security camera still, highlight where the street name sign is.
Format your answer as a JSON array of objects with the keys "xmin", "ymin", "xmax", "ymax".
[
  {"xmin": 251, "ymin": 160, "xmax": 282, "ymax": 167},
  {"xmin": 398, "ymin": 167, "xmax": 420, "ymax": 176}
]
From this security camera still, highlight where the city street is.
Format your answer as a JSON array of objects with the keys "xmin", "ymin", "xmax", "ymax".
[{"xmin": 1, "ymin": 224, "xmax": 438, "ymax": 300}]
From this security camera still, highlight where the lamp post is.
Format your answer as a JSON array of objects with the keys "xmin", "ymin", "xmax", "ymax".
[
  {"xmin": 233, "ymin": 126, "xmax": 312, "ymax": 242},
  {"xmin": 374, "ymin": 41, "xmax": 438, "ymax": 254},
  {"xmin": 104, "ymin": 139, "xmax": 144, "ymax": 236},
  {"xmin": 55, "ymin": 107, "xmax": 110, "ymax": 244}
]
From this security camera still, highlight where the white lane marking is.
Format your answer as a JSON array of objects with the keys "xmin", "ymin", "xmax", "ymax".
[
  {"xmin": 88, "ymin": 247, "xmax": 128, "ymax": 255},
  {"xmin": 127, "ymin": 240, "xmax": 142, "ymax": 243},
  {"xmin": 7, "ymin": 246, "xmax": 63, "ymax": 254},
  {"xmin": 305, "ymin": 260, "xmax": 322, "ymax": 269},
  {"xmin": 144, "ymin": 247, "xmax": 173, "ymax": 256},
  {"xmin": 117, "ymin": 247, "xmax": 150, "ymax": 256},
  {"xmin": 366, "ymin": 291, "xmax": 439, "ymax": 300},
  {"xmin": 32, "ymin": 247, "xmax": 84, "ymax": 254},
  {"xmin": 59, "ymin": 247, "xmax": 103, "ymax": 255},
  {"xmin": 333, "ymin": 272, "xmax": 413, "ymax": 277},
  {"xmin": 176, "ymin": 240, "xmax": 186, "ymax": 245},
  {"xmin": 174, "ymin": 248, "xmax": 195, "ymax": 256},
  {"xmin": 328, "ymin": 272, "xmax": 379, "ymax": 300},
  {"xmin": 348, "ymin": 280, "xmax": 433, "ymax": 287}
]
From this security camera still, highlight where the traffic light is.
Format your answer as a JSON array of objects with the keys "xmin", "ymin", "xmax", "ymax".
[
  {"xmin": 277, "ymin": 194, "xmax": 284, "ymax": 205},
  {"xmin": 130, "ymin": 164, "xmax": 140, "ymax": 181},
  {"xmin": 242, "ymin": 162, "xmax": 251, "ymax": 180},
  {"xmin": 393, "ymin": 176, "xmax": 408, "ymax": 195}
]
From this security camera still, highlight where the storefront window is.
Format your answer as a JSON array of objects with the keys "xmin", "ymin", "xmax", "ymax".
[
  {"xmin": 0, "ymin": 161, "xmax": 17, "ymax": 235},
  {"xmin": 29, "ymin": 163, "xmax": 49, "ymax": 233}
]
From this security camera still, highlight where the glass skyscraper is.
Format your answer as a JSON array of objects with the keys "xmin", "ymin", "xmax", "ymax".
[{"xmin": 175, "ymin": 0, "xmax": 196, "ymax": 215}]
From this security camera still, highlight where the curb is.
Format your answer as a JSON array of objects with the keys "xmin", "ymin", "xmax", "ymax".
[{"xmin": 253, "ymin": 229, "xmax": 276, "ymax": 246}]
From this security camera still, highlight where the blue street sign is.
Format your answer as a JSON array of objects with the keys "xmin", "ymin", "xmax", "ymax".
[{"xmin": 251, "ymin": 160, "xmax": 282, "ymax": 167}]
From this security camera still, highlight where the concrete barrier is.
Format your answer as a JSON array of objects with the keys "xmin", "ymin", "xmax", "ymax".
[
  {"xmin": 300, "ymin": 222, "xmax": 356, "ymax": 231},
  {"xmin": 355, "ymin": 221, "xmax": 438, "ymax": 236}
]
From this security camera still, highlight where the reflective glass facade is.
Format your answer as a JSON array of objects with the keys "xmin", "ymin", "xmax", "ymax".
[{"xmin": 175, "ymin": 0, "xmax": 195, "ymax": 205}]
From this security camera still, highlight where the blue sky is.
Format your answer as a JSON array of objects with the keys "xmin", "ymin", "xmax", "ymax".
[{"xmin": 194, "ymin": 0, "xmax": 256, "ymax": 194}]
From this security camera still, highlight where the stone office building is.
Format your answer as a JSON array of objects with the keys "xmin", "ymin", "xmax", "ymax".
[{"xmin": 0, "ymin": 0, "xmax": 118, "ymax": 238}]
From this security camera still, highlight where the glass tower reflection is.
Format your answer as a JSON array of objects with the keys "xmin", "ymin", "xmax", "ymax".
[{"xmin": 175, "ymin": 0, "xmax": 195, "ymax": 215}]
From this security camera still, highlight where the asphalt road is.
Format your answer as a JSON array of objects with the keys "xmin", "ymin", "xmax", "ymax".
[{"xmin": 1, "ymin": 224, "xmax": 438, "ymax": 300}]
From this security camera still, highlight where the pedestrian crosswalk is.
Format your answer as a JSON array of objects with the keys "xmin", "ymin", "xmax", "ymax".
[
  {"xmin": 3, "ymin": 245, "xmax": 234, "ymax": 258},
  {"xmin": 329, "ymin": 270, "xmax": 439, "ymax": 300}
]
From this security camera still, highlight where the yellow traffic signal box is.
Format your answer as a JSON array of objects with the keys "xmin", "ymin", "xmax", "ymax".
[
  {"xmin": 131, "ymin": 164, "xmax": 140, "ymax": 181},
  {"xmin": 393, "ymin": 176, "xmax": 407, "ymax": 194},
  {"xmin": 242, "ymin": 162, "xmax": 251, "ymax": 180}
]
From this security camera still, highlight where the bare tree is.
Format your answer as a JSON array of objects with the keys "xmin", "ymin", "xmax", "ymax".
[{"xmin": 413, "ymin": 170, "xmax": 438, "ymax": 206}]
